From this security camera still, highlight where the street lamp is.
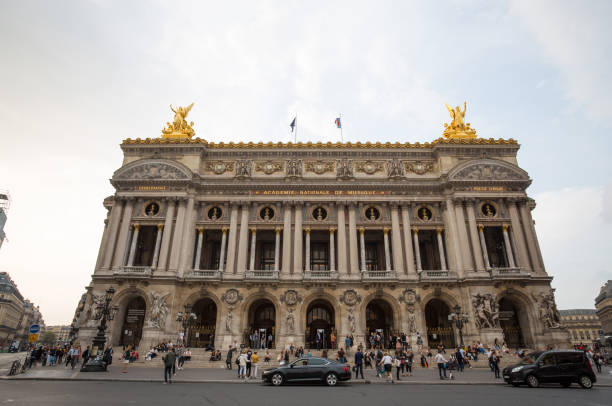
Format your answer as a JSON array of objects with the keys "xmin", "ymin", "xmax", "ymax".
[
  {"xmin": 176, "ymin": 304, "xmax": 197, "ymax": 346},
  {"xmin": 82, "ymin": 286, "xmax": 119, "ymax": 372},
  {"xmin": 448, "ymin": 304, "xmax": 469, "ymax": 348}
]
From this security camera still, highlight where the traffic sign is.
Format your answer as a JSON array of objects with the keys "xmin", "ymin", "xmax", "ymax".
[
  {"xmin": 28, "ymin": 333, "xmax": 38, "ymax": 343},
  {"xmin": 29, "ymin": 324, "xmax": 40, "ymax": 334}
]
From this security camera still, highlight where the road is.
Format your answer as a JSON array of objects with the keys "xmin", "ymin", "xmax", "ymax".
[{"xmin": 1, "ymin": 381, "xmax": 610, "ymax": 406}]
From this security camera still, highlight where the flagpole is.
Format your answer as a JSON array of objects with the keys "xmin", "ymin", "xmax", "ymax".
[
  {"xmin": 340, "ymin": 113, "xmax": 343, "ymax": 143},
  {"xmin": 294, "ymin": 114, "xmax": 297, "ymax": 144}
]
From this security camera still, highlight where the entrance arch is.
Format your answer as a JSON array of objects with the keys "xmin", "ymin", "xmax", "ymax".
[
  {"xmin": 120, "ymin": 296, "xmax": 146, "ymax": 348},
  {"xmin": 425, "ymin": 299, "xmax": 456, "ymax": 349},
  {"xmin": 189, "ymin": 298, "xmax": 217, "ymax": 349},
  {"xmin": 306, "ymin": 300, "xmax": 335, "ymax": 349},
  {"xmin": 499, "ymin": 298, "xmax": 529, "ymax": 349},
  {"xmin": 365, "ymin": 299, "xmax": 394, "ymax": 349},
  {"xmin": 246, "ymin": 299, "xmax": 276, "ymax": 349}
]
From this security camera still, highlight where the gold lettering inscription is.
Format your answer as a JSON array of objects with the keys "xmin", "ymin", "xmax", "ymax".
[
  {"xmin": 472, "ymin": 186, "xmax": 504, "ymax": 192},
  {"xmin": 253, "ymin": 190, "xmax": 387, "ymax": 196},
  {"xmin": 137, "ymin": 186, "xmax": 167, "ymax": 191}
]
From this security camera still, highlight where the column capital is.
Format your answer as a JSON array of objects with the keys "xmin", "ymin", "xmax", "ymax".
[
  {"xmin": 329, "ymin": 227, "xmax": 336, "ymax": 233},
  {"xmin": 131, "ymin": 223, "xmax": 139, "ymax": 230},
  {"xmin": 304, "ymin": 227, "xmax": 311, "ymax": 234},
  {"xmin": 436, "ymin": 227, "xmax": 444, "ymax": 234},
  {"xmin": 275, "ymin": 227, "xmax": 282, "ymax": 234},
  {"xmin": 412, "ymin": 228, "xmax": 419, "ymax": 235},
  {"xmin": 358, "ymin": 227, "xmax": 365, "ymax": 235},
  {"xmin": 157, "ymin": 224, "xmax": 164, "ymax": 230},
  {"xmin": 477, "ymin": 224, "xmax": 484, "ymax": 231},
  {"xmin": 221, "ymin": 227, "xmax": 229, "ymax": 234},
  {"xmin": 383, "ymin": 227, "xmax": 391, "ymax": 234},
  {"xmin": 465, "ymin": 197, "xmax": 477, "ymax": 206},
  {"xmin": 250, "ymin": 227, "xmax": 257, "ymax": 235},
  {"xmin": 196, "ymin": 226, "xmax": 204, "ymax": 234},
  {"xmin": 502, "ymin": 224, "xmax": 509, "ymax": 232}
]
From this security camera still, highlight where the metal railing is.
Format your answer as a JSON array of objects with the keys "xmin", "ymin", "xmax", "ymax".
[
  {"xmin": 245, "ymin": 270, "xmax": 280, "ymax": 280},
  {"xmin": 304, "ymin": 270, "xmax": 339, "ymax": 280}
]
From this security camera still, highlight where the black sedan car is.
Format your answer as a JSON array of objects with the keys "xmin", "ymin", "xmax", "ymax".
[
  {"xmin": 262, "ymin": 357, "xmax": 351, "ymax": 386},
  {"xmin": 503, "ymin": 350, "xmax": 596, "ymax": 389}
]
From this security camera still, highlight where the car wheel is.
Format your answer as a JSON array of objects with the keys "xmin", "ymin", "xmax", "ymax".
[
  {"xmin": 561, "ymin": 382, "xmax": 571, "ymax": 388},
  {"xmin": 578, "ymin": 375, "xmax": 593, "ymax": 389},
  {"xmin": 512, "ymin": 383, "xmax": 520, "ymax": 387},
  {"xmin": 325, "ymin": 372, "xmax": 338, "ymax": 386},
  {"xmin": 526, "ymin": 375, "xmax": 539, "ymax": 388},
  {"xmin": 271, "ymin": 373, "xmax": 284, "ymax": 386}
]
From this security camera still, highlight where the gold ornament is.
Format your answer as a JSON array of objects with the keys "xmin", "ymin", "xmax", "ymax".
[
  {"xmin": 161, "ymin": 103, "xmax": 195, "ymax": 139},
  {"xmin": 443, "ymin": 102, "xmax": 477, "ymax": 139}
]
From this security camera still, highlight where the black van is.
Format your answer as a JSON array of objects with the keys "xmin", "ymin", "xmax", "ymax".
[{"xmin": 503, "ymin": 350, "xmax": 596, "ymax": 388}]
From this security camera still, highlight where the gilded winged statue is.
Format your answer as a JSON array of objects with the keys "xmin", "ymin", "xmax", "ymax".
[
  {"xmin": 445, "ymin": 101, "xmax": 467, "ymax": 130},
  {"xmin": 162, "ymin": 103, "xmax": 196, "ymax": 138},
  {"xmin": 442, "ymin": 101, "xmax": 476, "ymax": 139}
]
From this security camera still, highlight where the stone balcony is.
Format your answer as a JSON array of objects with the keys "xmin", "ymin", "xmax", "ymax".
[
  {"xmin": 114, "ymin": 266, "xmax": 152, "ymax": 278},
  {"xmin": 419, "ymin": 270, "xmax": 457, "ymax": 280},
  {"xmin": 361, "ymin": 270, "xmax": 396, "ymax": 280},
  {"xmin": 186, "ymin": 269, "xmax": 222, "ymax": 281},
  {"xmin": 303, "ymin": 270, "xmax": 339, "ymax": 280},
  {"xmin": 489, "ymin": 267, "xmax": 530, "ymax": 279},
  {"xmin": 245, "ymin": 270, "xmax": 280, "ymax": 280}
]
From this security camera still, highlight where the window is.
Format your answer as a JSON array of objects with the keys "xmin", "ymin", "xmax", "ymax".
[
  {"xmin": 308, "ymin": 358, "xmax": 328, "ymax": 366},
  {"xmin": 556, "ymin": 353, "xmax": 583, "ymax": 365},
  {"xmin": 292, "ymin": 359, "xmax": 308, "ymax": 366},
  {"xmin": 540, "ymin": 354, "xmax": 555, "ymax": 366},
  {"xmin": 311, "ymin": 243, "xmax": 329, "ymax": 271},
  {"xmin": 365, "ymin": 243, "xmax": 379, "ymax": 270},
  {"xmin": 259, "ymin": 206, "xmax": 275, "ymax": 220},
  {"xmin": 259, "ymin": 243, "xmax": 275, "ymax": 270},
  {"xmin": 365, "ymin": 206, "xmax": 380, "ymax": 220}
]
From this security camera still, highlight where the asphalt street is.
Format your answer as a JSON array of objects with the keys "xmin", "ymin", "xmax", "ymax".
[{"xmin": 1, "ymin": 381, "xmax": 610, "ymax": 406}]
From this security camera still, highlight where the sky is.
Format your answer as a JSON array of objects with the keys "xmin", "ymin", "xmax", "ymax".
[{"xmin": 0, "ymin": 0, "xmax": 611, "ymax": 325}]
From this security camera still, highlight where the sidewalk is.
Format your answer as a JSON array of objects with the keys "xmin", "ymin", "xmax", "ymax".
[{"xmin": 3, "ymin": 362, "xmax": 612, "ymax": 386}]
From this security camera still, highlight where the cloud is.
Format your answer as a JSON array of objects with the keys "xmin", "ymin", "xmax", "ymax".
[{"xmin": 533, "ymin": 186, "xmax": 611, "ymax": 309}]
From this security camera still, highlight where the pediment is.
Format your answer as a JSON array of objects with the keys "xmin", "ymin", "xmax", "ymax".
[
  {"xmin": 448, "ymin": 159, "xmax": 528, "ymax": 181},
  {"xmin": 113, "ymin": 159, "xmax": 192, "ymax": 181}
]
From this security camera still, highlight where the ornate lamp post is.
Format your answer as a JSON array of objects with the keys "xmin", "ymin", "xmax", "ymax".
[
  {"xmin": 82, "ymin": 286, "xmax": 119, "ymax": 372},
  {"xmin": 448, "ymin": 304, "xmax": 469, "ymax": 348},
  {"xmin": 176, "ymin": 304, "xmax": 197, "ymax": 346}
]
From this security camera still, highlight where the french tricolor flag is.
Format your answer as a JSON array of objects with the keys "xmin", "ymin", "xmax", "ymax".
[{"xmin": 334, "ymin": 117, "xmax": 341, "ymax": 128}]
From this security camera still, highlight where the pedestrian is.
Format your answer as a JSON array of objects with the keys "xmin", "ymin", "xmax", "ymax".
[
  {"xmin": 380, "ymin": 352, "xmax": 394, "ymax": 383},
  {"xmin": 103, "ymin": 346, "xmax": 113, "ymax": 371},
  {"xmin": 455, "ymin": 347, "xmax": 464, "ymax": 372},
  {"xmin": 251, "ymin": 351, "xmax": 259, "ymax": 379},
  {"xmin": 238, "ymin": 350, "xmax": 248, "ymax": 379},
  {"xmin": 491, "ymin": 350, "xmax": 501, "ymax": 379},
  {"xmin": 121, "ymin": 347, "xmax": 131, "ymax": 373},
  {"xmin": 345, "ymin": 336, "xmax": 351, "ymax": 356},
  {"xmin": 330, "ymin": 332, "xmax": 336, "ymax": 350},
  {"xmin": 406, "ymin": 350, "xmax": 414, "ymax": 376},
  {"xmin": 163, "ymin": 348, "xmax": 176, "ymax": 384},
  {"xmin": 354, "ymin": 347, "xmax": 364, "ymax": 379},
  {"xmin": 82, "ymin": 346, "xmax": 91, "ymax": 369},
  {"xmin": 394, "ymin": 352, "xmax": 402, "ymax": 381},
  {"xmin": 71, "ymin": 347, "xmax": 80, "ymax": 370},
  {"xmin": 226, "ymin": 345, "xmax": 234, "ymax": 370},
  {"xmin": 435, "ymin": 350, "xmax": 448, "ymax": 380}
]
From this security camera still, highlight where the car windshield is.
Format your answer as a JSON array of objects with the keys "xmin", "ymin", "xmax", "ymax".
[{"xmin": 520, "ymin": 352, "xmax": 543, "ymax": 365}]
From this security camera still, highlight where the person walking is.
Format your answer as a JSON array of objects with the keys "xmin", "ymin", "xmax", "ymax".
[
  {"xmin": 70, "ymin": 347, "xmax": 80, "ymax": 370},
  {"xmin": 163, "ymin": 348, "xmax": 176, "ymax": 384},
  {"xmin": 226, "ymin": 345, "xmax": 234, "ymax": 370},
  {"xmin": 81, "ymin": 346, "xmax": 91, "ymax": 369},
  {"xmin": 238, "ymin": 350, "xmax": 248, "ymax": 380},
  {"xmin": 251, "ymin": 351, "xmax": 259, "ymax": 379},
  {"xmin": 121, "ymin": 347, "xmax": 131, "ymax": 373},
  {"xmin": 455, "ymin": 347, "xmax": 464, "ymax": 372},
  {"xmin": 435, "ymin": 350, "xmax": 448, "ymax": 380},
  {"xmin": 491, "ymin": 350, "xmax": 501, "ymax": 379},
  {"xmin": 394, "ymin": 352, "xmax": 402, "ymax": 381},
  {"xmin": 380, "ymin": 352, "xmax": 394, "ymax": 383},
  {"xmin": 330, "ymin": 332, "xmax": 336, "ymax": 350},
  {"xmin": 354, "ymin": 347, "xmax": 364, "ymax": 379}
]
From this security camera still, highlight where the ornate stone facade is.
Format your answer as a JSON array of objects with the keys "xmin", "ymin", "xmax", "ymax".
[{"xmin": 77, "ymin": 133, "xmax": 569, "ymax": 352}]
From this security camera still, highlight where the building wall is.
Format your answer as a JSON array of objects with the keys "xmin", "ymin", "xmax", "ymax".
[
  {"xmin": 560, "ymin": 309, "xmax": 602, "ymax": 347},
  {"xmin": 596, "ymin": 281, "xmax": 612, "ymax": 335},
  {"xmin": 77, "ymin": 137, "xmax": 569, "ymax": 351}
]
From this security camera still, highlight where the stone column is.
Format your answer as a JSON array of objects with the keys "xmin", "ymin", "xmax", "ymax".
[
  {"xmin": 390, "ymin": 204, "xmax": 404, "ymax": 274},
  {"xmin": 348, "ymin": 205, "xmax": 359, "ymax": 273},
  {"xmin": 151, "ymin": 224, "xmax": 163, "ymax": 268},
  {"xmin": 436, "ymin": 228, "xmax": 447, "ymax": 270},
  {"xmin": 219, "ymin": 227, "xmax": 228, "ymax": 272},
  {"xmin": 329, "ymin": 228, "xmax": 336, "ymax": 271},
  {"xmin": 359, "ymin": 227, "xmax": 366, "ymax": 272},
  {"xmin": 168, "ymin": 199, "xmax": 186, "ymax": 273},
  {"xmin": 249, "ymin": 228, "xmax": 257, "ymax": 271},
  {"xmin": 123, "ymin": 226, "xmax": 133, "ymax": 267},
  {"xmin": 293, "ymin": 204, "xmax": 303, "ymax": 274},
  {"xmin": 465, "ymin": 200, "xmax": 485, "ymax": 272},
  {"xmin": 194, "ymin": 227, "xmax": 204, "ymax": 270},
  {"xmin": 127, "ymin": 224, "xmax": 139, "ymax": 266},
  {"xmin": 478, "ymin": 225, "xmax": 491, "ymax": 269},
  {"xmin": 101, "ymin": 199, "xmax": 124, "ymax": 271},
  {"xmin": 412, "ymin": 229, "xmax": 422, "ymax": 271},
  {"xmin": 235, "ymin": 204, "xmax": 250, "ymax": 273},
  {"xmin": 95, "ymin": 216, "xmax": 110, "ymax": 272},
  {"xmin": 157, "ymin": 200, "xmax": 176, "ymax": 272},
  {"xmin": 401, "ymin": 205, "xmax": 416, "ymax": 274},
  {"xmin": 304, "ymin": 227, "xmax": 311, "ymax": 271},
  {"xmin": 281, "ymin": 204, "xmax": 292, "ymax": 275},
  {"xmin": 507, "ymin": 199, "xmax": 530, "ymax": 270},
  {"xmin": 454, "ymin": 200, "xmax": 473, "ymax": 271},
  {"xmin": 178, "ymin": 198, "xmax": 197, "ymax": 276},
  {"xmin": 519, "ymin": 200, "xmax": 543, "ymax": 272},
  {"xmin": 274, "ymin": 227, "xmax": 281, "ymax": 271},
  {"xmin": 336, "ymin": 204, "xmax": 348, "ymax": 275},
  {"xmin": 112, "ymin": 199, "xmax": 134, "ymax": 269},
  {"xmin": 225, "ymin": 203, "xmax": 240, "ymax": 274},
  {"xmin": 383, "ymin": 227, "xmax": 392, "ymax": 270},
  {"xmin": 502, "ymin": 224, "xmax": 516, "ymax": 268},
  {"xmin": 443, "ymin": 198, "xmax": 463, "ymax": 272}
]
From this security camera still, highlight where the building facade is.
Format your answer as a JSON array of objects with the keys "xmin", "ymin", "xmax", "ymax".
[
  {"xmin": 596, "ymin": 281, "xmax": 612, "ymax": 336},
  {"xmin": 77, "ymin": 106, "xmax": 569, "ymax": 352},
  {"xmin": 45, "ymin": 325, "xmax": 72, "ymax": 345},
  {"xmin": 559, "ymin": 309, "xmax": 602, "ymax": 347}
]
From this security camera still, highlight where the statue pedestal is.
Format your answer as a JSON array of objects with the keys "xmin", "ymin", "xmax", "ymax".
[{"xmin": 478, "ymin": 328, "xmax": 505, "ymax": 347}]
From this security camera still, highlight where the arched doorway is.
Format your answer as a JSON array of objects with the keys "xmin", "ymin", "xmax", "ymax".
[
  {"xmin": 246, "ymin": 299, "xmax": 276, "ymax": 349},
  {"xmin": 366, "ymin": 299, "xmax": 394, "ymax": 349},
  {"xmin": 499, "ymin": 298, "xmax": 528, "ymax": 349},
  {"xmin": 306, "ymin": 300, "xmax": 335, "ymax": 349},
  {"xmin": 425, "ymin": 299, "xmax": 455, "ymax": 349},
  {"xmin": 189, "ymin": 298, "xmax": 217, "ymax": 349},
  {"xmin": 120, "ymin": 297, "xmax": 146, "ymax": 348}
]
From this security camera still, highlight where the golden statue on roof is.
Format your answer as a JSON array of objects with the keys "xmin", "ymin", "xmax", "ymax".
[
  {"xmin": 161, "ymin": 103, "xmax": 195, "ymax": 138},
  {"xmin": 443, "ymin": 101, "xmax": 477, "ymax": 139}
]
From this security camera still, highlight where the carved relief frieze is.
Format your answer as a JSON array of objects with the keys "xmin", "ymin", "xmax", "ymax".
[
  {"xmin": 235, "ymin": 160, "xmax": 252, "ymax": 178},
  {"xmin": 404, "ymin": 161, "xmax": 434, "ymax": 175},
  {"xmin": 355, "ymin": 160, "xmax": 385, "ymax": 175},
  {"xmin": 117, "ymin": 162, "xmax": 190, "ymax": 180},
  {"xmin": 221, "ymin": 288, "xmax": 243, "ymax": 305},
  {"xmin": 305, "ymin": 160, "xmax": 335, "ymax": 175},
  {"xmin": 386, "ymin": 159, "xmax": 405, "ymax": 178},
  {"xmin": 339, "ymin": 289, "xmax": 362, "ymax": 306},
  {"xmin": 454, "ymin": 164, "xmax": 523, "ymax": 180},
  {"xmin": 280, "ymin": 289, "xmax": 303, "ymax": 306},
  {"xmin": 204, "ymin": 161, "xmax": 235, "ymax": 175},
  {"xmin": 285, "ymin": 159, "xmax": 302, "ymax": 177},
  {"xmin": 336, "ymin": 159, "xmax": 354, "ymax": 179},
  {"xmin": 255, "ymin": 160, "xmax": 283, "ymax": 175}
]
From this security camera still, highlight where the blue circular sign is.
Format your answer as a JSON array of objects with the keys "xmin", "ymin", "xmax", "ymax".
[{"xmin": 29, "ymin": 324, "xmax": 40, "ymax": 334}]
